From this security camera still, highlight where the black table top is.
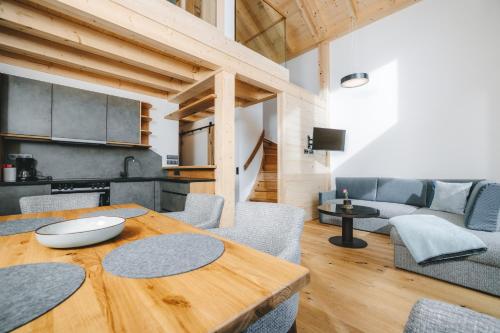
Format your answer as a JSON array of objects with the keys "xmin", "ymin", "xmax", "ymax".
[{"xmin": 317, "ymin": 203, "xmax": 380, "ymax": 218}]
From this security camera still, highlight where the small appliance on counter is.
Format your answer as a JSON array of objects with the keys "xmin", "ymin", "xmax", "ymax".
[
  {"xmin": 16, "ymin": 157, "xmax": 38, "ymax": 181},
  {"xmin": 2, "ymin": 164, "xmax": 16, "ymax": 182}
]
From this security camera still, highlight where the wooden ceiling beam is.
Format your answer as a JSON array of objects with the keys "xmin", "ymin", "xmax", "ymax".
[
  {"xmin": 346, "ymin": 0, "xmax": 359, "ymax": 21},
  {"xmin": 165, "ymin": 93, "xmax": 217, "ymax": 120},
  {"xmin": 0, "ymin": 28, "xmax": 185, "ymax": 93},
  {"xmin": 25, "ymin": 0, "xmax": 289, "ymax": 80},
  {"xmin": 0, "ymin": 50, "xmax": 169, "ymax": 98},
  {"xmin": 235, "ymin": 80, "xmax": 275, "ymax": 102},
  {"xmin": 0, "ymin": 0, "xmax": 206, "ymax": 84}
]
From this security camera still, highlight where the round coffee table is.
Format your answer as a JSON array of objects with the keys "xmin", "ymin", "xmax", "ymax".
[{"xmin": 317, "ymin": 203, "xmax": 380, "ymax": 248}]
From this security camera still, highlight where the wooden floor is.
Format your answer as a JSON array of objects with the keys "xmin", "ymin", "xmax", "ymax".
[{"xmin": 296, "ymin": 220, "xmax": 500, "ymax": 333}]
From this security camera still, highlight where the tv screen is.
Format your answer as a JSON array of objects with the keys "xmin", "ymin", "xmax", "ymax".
[{"xmin": 312, "ymin": 127, "xmax": 346, "ymax": 151}]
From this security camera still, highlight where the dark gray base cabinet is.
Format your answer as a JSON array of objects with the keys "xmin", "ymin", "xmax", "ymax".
[
  {"xmin": 110, "ymin": 181, "xmax": 156, "ymax": 211},
  {"xmin": 160, "ymin": 182, "xmax": 189, "ymax": 212},
  {"xmin": 0, "ymin": 185, "xmax": 51, "ymax": 215}
]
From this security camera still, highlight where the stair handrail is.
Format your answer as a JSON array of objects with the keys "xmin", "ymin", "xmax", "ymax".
[{"xmin": 243, "ymin": 130, "xmax": 265, "ymax": 170}]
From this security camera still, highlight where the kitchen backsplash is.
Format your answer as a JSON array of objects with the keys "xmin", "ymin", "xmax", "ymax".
[{"xmin": 3, "ymin": 141, "xmax": 164, "ymax": 179}]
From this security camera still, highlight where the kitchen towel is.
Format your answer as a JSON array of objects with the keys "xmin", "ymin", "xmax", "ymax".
[
  {"xmin": 0, "ymin": 263, "xmax": 85, "ymax": 333},
  {"xmin": 0, "ymin": 217, "xmax": 65, "ymax": 236},
  {"xmin": 103, "ymin": 233, "xmax": 225, "ymax": 278},
  {"xmin": 80, "ymin": 208, "xmax": 149, "ymax": 219}
]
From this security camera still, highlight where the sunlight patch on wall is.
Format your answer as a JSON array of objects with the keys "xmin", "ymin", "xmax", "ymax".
[{"xmin": 331, "ymin": 60, "xmax": 399, "ymax": 173}]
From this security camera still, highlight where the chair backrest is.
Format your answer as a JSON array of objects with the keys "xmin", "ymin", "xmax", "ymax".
[
  {"xmin": 19, "ymin": 193, "xmax": 101, "ymax": 214},
  {"xmin": 184, "ymin": 193, "xmax": 224, "ymax": 223},
  {"xmin": 235, "ymin": 202, "xmax": 305, "ymax": 258}
]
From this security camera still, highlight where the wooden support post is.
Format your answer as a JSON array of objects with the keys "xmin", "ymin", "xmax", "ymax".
[
  {"xmin": 276, "ymin": 92, "xmax": 285, "ymax": 204},
  {"xmin": 318, "ymin": 41, "xmax": 332, "ymax": 186},
  {"xmin": 214, "ymin": 71, "xmax": 236, "ymax": 227},
  {"xmin": 318, "ymin": 41, "xmax": 330, "ymax": 104}
]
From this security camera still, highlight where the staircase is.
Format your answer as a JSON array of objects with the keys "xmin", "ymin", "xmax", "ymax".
[{"xmin": 249, "ymin": 139, "xmax": 278, "ymax": 203}]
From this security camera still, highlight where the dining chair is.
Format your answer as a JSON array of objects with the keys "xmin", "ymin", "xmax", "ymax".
[
  {"xmin": 163, "ymin": 193, "xmax": 224, "ymax": 229},
  {"xmin": 404, "ymin": 298, "xmax": 500, "ymax": 332},
  {"xmin": 208, "ymin": 202, "xmax": 306, "ymax": 333},
  {"xmin": 19, "ymin": 193, "xmax": 101, "ymax": 214}
]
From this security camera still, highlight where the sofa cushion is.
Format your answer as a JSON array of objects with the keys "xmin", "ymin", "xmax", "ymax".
[
  {"xmin": 391, "ymin": 227, "xmax": 500, "ymax": 268},
  {"xmin": 411, "ymin": 208, "xmax": 465, "ymax": 227},
  {"xmin": 335, "ymin": 177, "xmax": 378, "ymax": 201},
  {"xmin": 429, "ymin": 181, "xmax": 473, "ymax": 215},
  {"xmin": 376, "ymin": 178, "xmax": 427, "ymax": 207},
  {"xmin": 331, "ymin": 199, "xmax": 418, "ymax": 219},
  {"xmin": 425, "ymin": 179, "xmax": 482, "ymax": 208},
  {"xmin": 465, "ymin": 182, "xmax": 500, "ymax": 232}
]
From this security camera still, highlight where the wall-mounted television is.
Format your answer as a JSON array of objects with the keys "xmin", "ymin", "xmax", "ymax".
[{"xmin": 312, "ymin": 127, "xmax": 346, "ymax": 151}]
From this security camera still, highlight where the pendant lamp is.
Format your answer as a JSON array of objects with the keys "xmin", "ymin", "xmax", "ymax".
[{"xmin": 341, "ymin": 17, "xmax": 369, "ymax": 88}]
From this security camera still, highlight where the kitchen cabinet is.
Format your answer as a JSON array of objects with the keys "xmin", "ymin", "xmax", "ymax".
[
  {"xmin": 160, "ymin": 181, "xmax": 189, "ymax": 212},
  {"xmin": 0, "ymin": 184, "xmax": 51, "ymax": 215},
  {"xmin": 0, "ymin": 75, "xmax": 52, "ymax": 137},
  {"xmin": 52, "ymin": 85, "xmax": 107, "ymax": 143},
  {"xmin": 107, "ymin": 96, "xmax": 141, "ymax": 144},
  {"xmin": 110, "ymin": 181, "xmax": 156, "ymax": 210}
]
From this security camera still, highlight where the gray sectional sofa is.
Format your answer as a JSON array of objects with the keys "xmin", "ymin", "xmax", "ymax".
[{"xmin": 319, "ymin": 177, "xmax": 500, "ymax": 296}]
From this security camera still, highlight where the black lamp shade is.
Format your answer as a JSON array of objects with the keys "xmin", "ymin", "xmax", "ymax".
[{"xmin": 341, "ymin": 73, "xmax": 369, "ymax": 88}]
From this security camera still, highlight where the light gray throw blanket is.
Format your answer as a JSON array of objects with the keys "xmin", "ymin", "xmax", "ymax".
[{"xmin": 390, "ymin": 215, "xmax": 487, "ymax": 265}]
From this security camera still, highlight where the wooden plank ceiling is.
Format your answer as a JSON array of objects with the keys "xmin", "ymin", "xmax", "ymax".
[
  {"xmin": 0, "ymin": 0, "xmax": 274, "ymax": 119},
  {"xmin": 237, "ymin": 0, "xmax": 420, "ymax": 61}
]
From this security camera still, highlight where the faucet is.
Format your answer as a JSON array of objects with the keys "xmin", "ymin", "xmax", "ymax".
[{"xmin": 120, "ymin": 156, "xmax": 135, "ymax": 178}]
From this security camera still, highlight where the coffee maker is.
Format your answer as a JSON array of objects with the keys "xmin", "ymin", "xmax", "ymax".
[{"xmin": 16, "ymin": 157, "xmax": 37, "ymax": 181}]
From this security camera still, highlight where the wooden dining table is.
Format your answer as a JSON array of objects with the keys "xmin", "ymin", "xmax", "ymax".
[{"xmin": 0, "ymin": 204, "xmax": 310, "ymax": 333}]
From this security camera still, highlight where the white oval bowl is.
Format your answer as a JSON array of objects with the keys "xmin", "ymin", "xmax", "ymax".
[{"xmin": 35, "ymin": 216, "xmax": 125, "ymax": 248}]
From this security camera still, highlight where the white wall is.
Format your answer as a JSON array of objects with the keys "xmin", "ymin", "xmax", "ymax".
[
  {"xmin": 224, "ymin": 0, "xmax": 235, "ymax": 40},
  {"xmin": 285, "ymin": 48, "xmax": 319, "ymax": 95},
  {"xmin": 263, "ymin": 98, "xmax": 278, "ymax": 143},
  {"xmin": 284, "ymin": 0, "xmax": 500, "ymax": 183},
  {"xmin": 0, "ymin": 63, "xmax": 179, "ymax": 166},
  {"xmin": 236, "ymin": 103, "xmax": 263, "ymax": 201}
]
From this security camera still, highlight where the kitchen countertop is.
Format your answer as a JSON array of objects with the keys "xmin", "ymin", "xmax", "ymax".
[{"xmin": 0, "ymin": 176, "xmax": 215, "ymax": 186}]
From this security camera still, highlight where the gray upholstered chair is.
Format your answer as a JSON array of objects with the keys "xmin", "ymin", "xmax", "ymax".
[
  {"xmin": 404, "ymin": 299, "xmax": 500, "ymax": 333},
  {"xmin": 208, "ymin": 202, "xmax": 305, "ymax": 333},
  {"xmin": 163, "ymin": 193, "xmax": 224, "ymax": 229},
  {"xmin": 20, "ymin": 193, "xmax": 101, "ymax": 214}
]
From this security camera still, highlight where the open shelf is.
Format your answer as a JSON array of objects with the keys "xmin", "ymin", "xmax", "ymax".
[{"xmin": 140, "ymin": 102, "xmax": 152, "ymax": 146}]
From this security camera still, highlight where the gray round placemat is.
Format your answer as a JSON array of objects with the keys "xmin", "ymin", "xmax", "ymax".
[
  {"xmin": 0, "ymin": 263, "xmax": 85, "ymax": 333},
  {"xmin": 80, "ymin": 208, "xmax": 149, "ymax": 219},
  {"xmin": 0, "ymin": 217, "xmax": 65, "ymax": 236},
  {"xmin": 103, "ymin": 233, "xmax": 225, "ymax": 278}
]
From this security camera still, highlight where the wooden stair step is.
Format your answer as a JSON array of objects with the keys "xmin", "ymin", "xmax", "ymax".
[
  {"xmin": 263, "ymin": 164, "xmax": 277, "ymax": 171},
  {"xmin": 249, "ymin": 197, "xmax": 278, "ymax": 203},
  {"xmin": 250, "ymin": 191, "xmax": 277, "ymax": 200},
  {"xmin": 254, "ymin": 180, "xmax": 277, "ymax": 191},
  {"xmin": 259, "ymin": 172, "xmax": 277, "ymax": 181}
]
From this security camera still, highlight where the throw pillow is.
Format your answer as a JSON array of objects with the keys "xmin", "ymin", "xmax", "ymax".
[
  {"xmin": 430, "ymin": 181, "xmax": 473, "ymax": 215},
  {"xmin": 465, "ymin": 182, "xmax": 500, "ymax": 232}
]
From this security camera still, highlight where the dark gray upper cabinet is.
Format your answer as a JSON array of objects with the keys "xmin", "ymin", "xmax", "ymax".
[
  {"xmin": 107, "ymin": 96, "xmax": 140, "ymax": 144},
  {"xmin": 0, "ymin": 74, "xmax": 52, "ymax": 137},
  {"xmin": 110, "ymin": 181, "xmax": 155, "ymax": 210},
  {"xmin": 0, "ymin": 185, "xmax": 51, "ymax": 216},
  {"xmin": 52, "ymin": 85, "xmax": 107, "ymax": 143}
]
